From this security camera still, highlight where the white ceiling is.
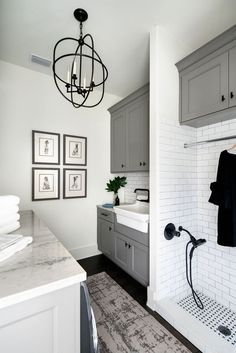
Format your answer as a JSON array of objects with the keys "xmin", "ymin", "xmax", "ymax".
[{"xmin": 1, "ymin": 0, "xmax": 236, "ymax": 97}]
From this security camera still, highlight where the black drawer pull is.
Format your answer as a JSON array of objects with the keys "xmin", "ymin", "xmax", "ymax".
[
  {"xmin": 128, "ymin": 244, "xmax": 131, "ymax": 249},
  {"xmin": 109, "ymin": 226, "xmax": 112, "ymax": 231},
  {"xmin": 101, "ymin": 212, "xmax": 108, "ymax": 217},
  {"xmin": 125, "ymin": 242, "xmax": 128, "ymax": 247},
  {"xmin": 221, "ymin": 95, "xmax": 226, "ymax": 102},
  {"xmin": 140, "ymin": 162, "xmax": 142, "ymax": 166},
  {"xmin": 143, "ymin": 161, "xmax": 146, "ymax": 166},
  {"xmin": 230, "ymin": 91, "xmax": 234, "ymax": 99},
  {"xmin": 121, "ymin": 164, "xmax": 125, "ymax": 168}
]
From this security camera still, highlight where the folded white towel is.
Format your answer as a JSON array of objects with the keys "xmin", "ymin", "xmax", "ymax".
[
  {"xmin": 0, "ymin": 233, "xmax": 23, "ymax": 251},
  {"xmin": 0, "ymin": 213, "xmax": 20, "ymax": 227},
  {"xmin": 0, "ymin": 213, "xmax": 20, "ymax": 228},
  {"xmin": 0, "ymin": 236, "xmax": 33, "ymax": 263},
  {"xmin": 0, "ymin": 195, "xmax": 20, "ymax": 207},
  {"xmin": 0, "ymin": 205, "xmax": 19, "ymax": 217},
  {"xmin": 0, "ymin": 221, "xmax": 20, "ymax": 234}
]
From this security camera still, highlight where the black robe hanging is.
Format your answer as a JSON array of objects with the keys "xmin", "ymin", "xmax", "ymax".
[{"xmin": 209, "ymin": 150, "xmax": 236, "ymax": 247}]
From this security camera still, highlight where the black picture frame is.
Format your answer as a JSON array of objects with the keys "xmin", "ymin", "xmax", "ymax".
[
  {"xmin": 32, "ymin": 167, "xmax": 60, "ymax": 201},
  {"xmin": 32, "ymin": 130, "xmax": 60, "ymax": 165},
  {"xmin": 63, "ymin": 134, "xmax": 87, "ymax": 166},
  {"xmin": 63, "ymin": 168, "xmax": 87, "ymax": 199}
]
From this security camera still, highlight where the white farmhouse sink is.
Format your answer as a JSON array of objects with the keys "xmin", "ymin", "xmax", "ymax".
[{"xmin": 113, "ymin": 202, "xmax": 149, "ymax": 233}]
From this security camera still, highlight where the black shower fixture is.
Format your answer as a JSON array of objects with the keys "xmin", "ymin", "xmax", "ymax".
[
  {"xmin": 52, "ymin": 8, "xmax": 108, "ymax": 108},
  {"xmin": 164, "ymin": 223, "xmax": 206, "ymax": 310}
]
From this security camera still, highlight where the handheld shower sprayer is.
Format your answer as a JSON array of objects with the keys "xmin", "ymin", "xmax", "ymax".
[
  {"xmin": 164, "ymin": 223, "xmax": 206, "ymax": 310},
  {"xmin": 178, "ymin": 226, "xmax": 206, "ymax": 249}
]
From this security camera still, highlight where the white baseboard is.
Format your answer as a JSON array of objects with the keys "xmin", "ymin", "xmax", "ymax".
[{"xmin": 69, "ymin": 244, "xmax": 101, "ymax": 260}]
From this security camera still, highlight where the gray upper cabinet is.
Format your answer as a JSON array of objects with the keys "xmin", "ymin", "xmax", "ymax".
[
  {"xmin": 181, "ymin": 52, "xmax": 228, "ymax": 122},
  {"xmin": 229, "ymin": 46, "xmax": 236, "ymax": 108},
  {"xmin": 176, "ymin": 25, "xmax": 236, "ymax": 127},
  {"xmin": 109, "ymin": 84, "xmax": 149, "ymax": 173},
  {"xmin": 110, "ymin": 109, "xmax": 126, "ymax": 172}
]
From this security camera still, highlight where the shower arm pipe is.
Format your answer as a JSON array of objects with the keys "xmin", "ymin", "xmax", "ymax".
[{"xmin": 184, "ymin": 134, "xmax": 236, "ymax": 148}]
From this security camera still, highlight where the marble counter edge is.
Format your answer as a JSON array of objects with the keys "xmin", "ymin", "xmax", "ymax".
[{"xmin": 0, "ymin": 271, "xmax": 86, "ymax": 310}]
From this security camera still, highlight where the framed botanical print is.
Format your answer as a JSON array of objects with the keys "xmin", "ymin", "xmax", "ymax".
[
  {"xmin": 32, "ymin": 168, "xmax": 60, "ymax": 201},
  {"xmin": 32, "ymin": 130, "xmax": 60, "ymax": 164},
  {"xmin": 63, "ymin": 134, "xmax": 87, "ymax": 166},
  {"xmin": 63, "ymin": 169, "xmax": 87, "ymax": 199}
]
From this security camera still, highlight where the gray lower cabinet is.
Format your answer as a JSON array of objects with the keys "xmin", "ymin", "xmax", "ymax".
[
  {"xmin": 176, "ymin": 25, "xmax": 236, "ymax": 127},
  {"xmin": 109, "ymin": 84, "xmax": 149, "ymax": 173},
  {"xmin": 97, "ymin": 218, "xmax": 114, "ymax": 258},
  {"xmin": 97, "ymin": 207, "xmax": 149, "ymax": 286},
  {"xmin": 114, "ymin": 232, "xmax": 129, "ymax": 270}
]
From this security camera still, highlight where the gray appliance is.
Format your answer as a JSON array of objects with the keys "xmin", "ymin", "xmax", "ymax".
[{"xmin": 80, "ymin": 281, "xmax": 98, "ymax": 353}]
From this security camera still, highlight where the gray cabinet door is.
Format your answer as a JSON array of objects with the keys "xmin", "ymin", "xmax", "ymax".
[
  {"xmin": 128, "ymin": 239, "xmax": 149, "ymax": 286},
  {"xmin": 181, "ymin": 52, "xmax": 228, "ymax": 122},
  {"xmin": 125, "ymin": 94, "xmax": 149, "ymax": 171},
  {"xmin": 229, "ymin": 46, "xmax": 236, "ymax": 108},
  {"xmin": 110, "ymin": 110, "xmax": 126, "ymax": 173},
  {"xmin": 97, "ymin": 219, "xmax": 114, "ymax": 258},
  {"xmin": 114, "ymin": 232, "xmax": 129, "ymax": 270}
]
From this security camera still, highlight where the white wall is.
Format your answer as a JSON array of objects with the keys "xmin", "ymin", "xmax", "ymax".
[
  {"xmin": 148, "ymin": 27, "xmax": 197, "ymax": 306},
  {"xmin": 0, "ymin": 60, "xmax": 120, "ymax": 259}
]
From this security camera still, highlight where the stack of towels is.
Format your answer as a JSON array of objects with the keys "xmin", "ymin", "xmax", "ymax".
[
  {"xmin": 0, "ymin": 195, "xmax": 32, "ymax": 262},
  {"xmin": 0, "ymin": 195, "xmax": 21, "ymax": 234}
]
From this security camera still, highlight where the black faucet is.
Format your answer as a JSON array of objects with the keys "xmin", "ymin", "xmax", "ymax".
[{"xmin": 134, "ymin": 188, "xmax": 149, "ymax": 203}]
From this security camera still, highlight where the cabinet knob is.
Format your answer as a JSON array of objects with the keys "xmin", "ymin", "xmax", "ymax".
[
  {"xmin": 230, "ymin": 91, "xmax": 234, "ymax": 99},
  {"xmin": 121, "ymin": 164, "xmax": 125, "ymax": 168},
  {"xmin": 125, "ymin": 242, "xmax": 128, "ymax": 247},
  {"xmin": 109, "ymin": 226, "xmax": 112, "ymax": 231},
  {"xmin": 140, "ymin": 162, "xmax": 143, "ymax": 166},
  {"xmin": 143, "ymin": 161, "xmax": 146, "ymax": 166},
  {"xmin": 221, "ymin": 95, "xmax": 226, "ymax": 102},
  {"xmin": 128, "ymin": 244, "xmax": 131, "ymax": 249}
]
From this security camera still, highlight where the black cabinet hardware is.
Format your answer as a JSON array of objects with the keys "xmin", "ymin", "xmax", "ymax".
[
  {"xmin": 125, "ymin": 242, "xmax": 128, "ymax": 247},
  {"xmin": 128, "ymin": 244, "xmax": 131, "ymax": 249},
  {"xmin": 221, "ymin": 95, "xmax": 226, "ymax": 102},
  {"xmin": 121, "ymin": 164, "xmax": 125, "ymax": 168},
  {"xmin": 143, "ymin": 162, "xmax": 146, "ymax": 166},
  {"xmin": 140, "ymin": 162, "xmax": 142, "ymax": 166},
  {"xmin": 109, "ymin": 226, "xmax": 112, "ymax": 231},
  {"xmin": 101, "ymin": 213, "xmax": 108, "ymax": 217},
  {"xmin": 230, "ymin": 91, "xmax": 234, "ymax": 99}
]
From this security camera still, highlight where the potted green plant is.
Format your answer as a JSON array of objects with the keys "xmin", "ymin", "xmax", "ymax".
[{"xmin": 106, "ymin": 176, "xmax": 127, "ymax": 206}]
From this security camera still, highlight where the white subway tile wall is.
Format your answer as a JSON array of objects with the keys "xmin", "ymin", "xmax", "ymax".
[
  {"xmin": 157, "ymin": 117, "xmax": 236, "ymax": 310},
  {"xmin": 157, "ymin": 118, "xmax": 198, "ymax": 301},
  {"xmin": 123, "ymin": 172, "xmax": 149, "ymax": 203},
  {"xmin": 197, "ymin": 120, "xmax": 236, "ymax": 311}
]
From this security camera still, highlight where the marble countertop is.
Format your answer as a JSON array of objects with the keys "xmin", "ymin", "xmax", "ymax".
[{"xmin": 0, "ymin": 211, "xmax": 86, "ymax": 309}]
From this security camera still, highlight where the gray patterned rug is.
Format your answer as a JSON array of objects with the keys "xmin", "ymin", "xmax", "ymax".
[{"xmin": 87, "ymin": 272, "xmax": 191, "ymax": 353}]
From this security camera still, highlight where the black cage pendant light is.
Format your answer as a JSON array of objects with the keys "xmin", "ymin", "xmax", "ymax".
[{"xmin": 52, "ymin": 9, "xmax": 108, "ymax": 108}]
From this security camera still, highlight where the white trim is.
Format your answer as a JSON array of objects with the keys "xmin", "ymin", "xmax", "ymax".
[{"xmin": 69, "ymin": 244, "xmax": 101, "ymax": 260}]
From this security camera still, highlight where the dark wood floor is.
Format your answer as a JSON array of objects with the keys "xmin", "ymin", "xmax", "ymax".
[{"xmin": 78, "ymin": 254, "xmax": 202, "ymax": 353}]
